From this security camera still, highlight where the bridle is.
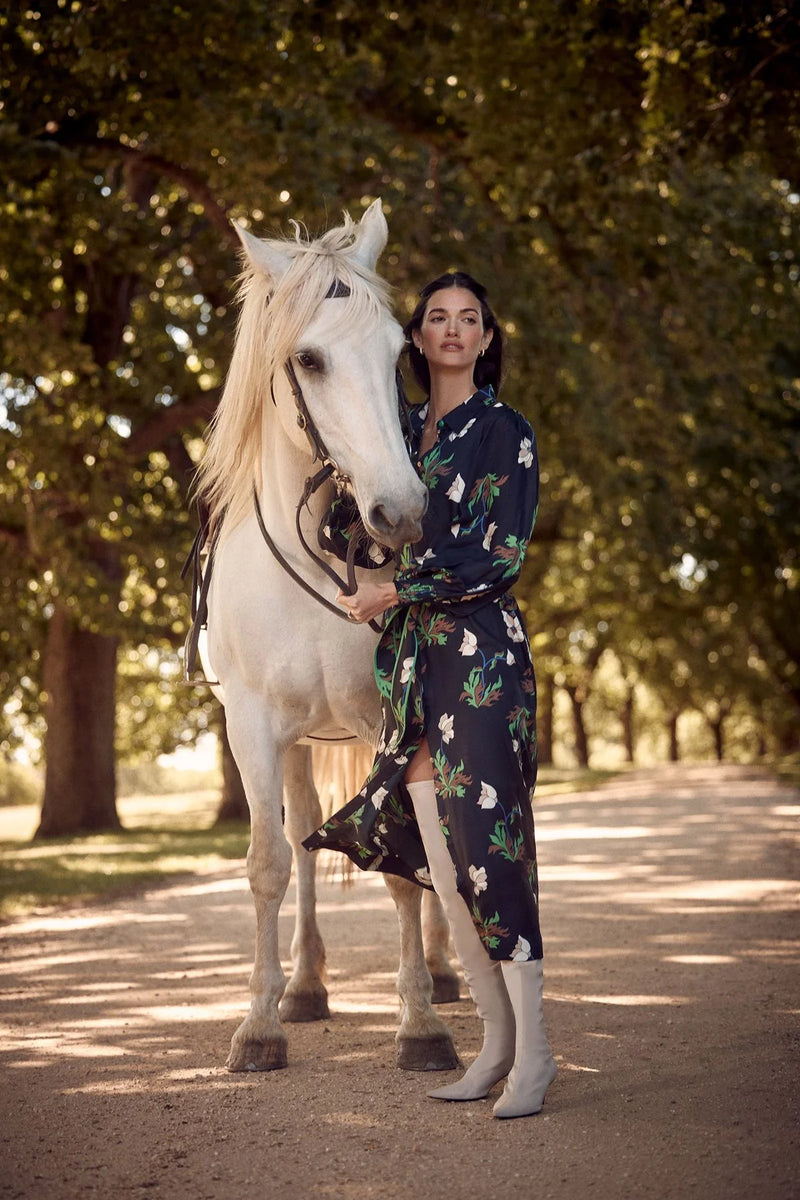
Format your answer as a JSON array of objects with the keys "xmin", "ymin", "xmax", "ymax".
[
  {"xmin": 183, "ymin": 298, "xmax": 413, "ymax": 678},
  {"xmin": 253, "ymin": 354, "xmax": 411, "ymax": 634}
]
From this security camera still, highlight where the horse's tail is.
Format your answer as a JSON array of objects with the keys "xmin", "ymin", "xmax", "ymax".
[{"xmin": 311, "ymin": 742, "xmax": 374, "ymax": 885}]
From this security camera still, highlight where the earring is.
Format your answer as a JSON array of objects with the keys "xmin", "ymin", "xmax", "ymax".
[
  {"xmin": 479, "ymin": 348, "xmax": 485, "ymax": 357},
  {"xmin": 419, "ymin": 347, "xmax": 425, "ymax": 357}
]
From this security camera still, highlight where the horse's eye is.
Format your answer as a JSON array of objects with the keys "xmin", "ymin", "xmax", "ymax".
[{"xmin": 296, "ymin": 350, "xmax": 323, "ymax": 372}]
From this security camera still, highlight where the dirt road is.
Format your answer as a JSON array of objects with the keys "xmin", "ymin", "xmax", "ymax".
[{"xmin": 1, "ymin": 765, "xmax": 798, "ymax": 1200}]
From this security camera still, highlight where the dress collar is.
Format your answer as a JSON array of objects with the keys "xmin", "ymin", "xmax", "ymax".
[{"xmin": 415, "ymin": 385, "xmax": 497, "ymax": 440}]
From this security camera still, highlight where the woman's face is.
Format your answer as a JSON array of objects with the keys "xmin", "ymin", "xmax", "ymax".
[{"xmin": 413, "ymin": 286, "xmax": 493, "ymax": 375}]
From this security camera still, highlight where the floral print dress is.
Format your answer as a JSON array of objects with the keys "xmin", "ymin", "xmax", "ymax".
[{"xmin": 303, "ymin": 386, "xmax": 543, "ymax": 963}]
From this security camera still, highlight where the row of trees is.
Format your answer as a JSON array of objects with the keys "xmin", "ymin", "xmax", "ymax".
[{"xmin": 1, "ymin": 1, "xmax": 798, "ymax": 834}]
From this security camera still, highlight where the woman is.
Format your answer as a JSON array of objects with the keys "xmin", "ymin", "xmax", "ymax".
[{"xmin": 304, "ymin": 272, "xmax": 556, "ymax": 1119}]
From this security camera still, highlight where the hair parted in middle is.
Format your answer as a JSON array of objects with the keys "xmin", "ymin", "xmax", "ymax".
[{"xmin": 403, "ymin": 271, "xmax": 504, "ymax": 395}]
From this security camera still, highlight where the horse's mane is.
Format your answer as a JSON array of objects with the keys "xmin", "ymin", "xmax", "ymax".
[{"xmin": 196, "ymin": 214, "xmax": 392, "ymax": 532}]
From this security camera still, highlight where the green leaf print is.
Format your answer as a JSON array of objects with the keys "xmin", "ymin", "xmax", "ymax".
[
  {"xmin": 507, "ymin": 704, "xmax": 535, "ymax": 743},
  {"xmin": 433, "ymin": 749, "xmax": 473, "ymax": 799},
  {"xmin": 376, "ymin": 668, "xmax": 393, "ymax": 702},
  {"xmin": 493, "ymin": 534, "xmax": 525, "ymax": 577},
  {"xmin": 467, "ymin": 472, "xmax": 508, "ymax": 513},
  {"xmin": 460, "ymin": 665, "xmax": 503, "ymax": 709},
  {"xmin": 488, "ymin": 818, "xmax": 524, "ymax": 862},
  {"xmin": 419, "ymin": 447, "xmax": 455, "ymax": 491},
  {"xmin": 471, "ymin": 902, "xmax": 510, "ymax": 950},
  {"xmin": 418, "ymin": 610, "xmax": 456, "ymax": 647},
  {"xmin": 386, "ymin": 793, "xmax": 413, "ymax": 827},
  {"xmin": 344, "ymin": 804, "xmax": 367, "ymax": 832}
]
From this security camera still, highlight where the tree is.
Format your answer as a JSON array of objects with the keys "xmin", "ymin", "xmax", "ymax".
[{"xmin": 2, "ymin": 1, "xmax": 798, "ymax": 836}]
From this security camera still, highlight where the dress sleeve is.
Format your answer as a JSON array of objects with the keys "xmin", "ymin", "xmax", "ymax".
[
  {"xmin": 317, "ymin": 492, "xmax": 393, "ymax": 570},
  {"xmin": 394, "ymin": 410, "xmax": 539, "ymax": 605}
]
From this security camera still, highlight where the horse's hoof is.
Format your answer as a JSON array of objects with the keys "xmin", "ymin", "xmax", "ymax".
[
  {"xmin": 279, "ymin": 989, "xmax": 330, "ymax": 1023},
  {"xmin": 430, "ymin": 971, "xmax": 460, "ymax": 1005},
  {"xmin": 396, "ymin": 1035, "xmax": 460, "ymax": 1072},
  {"xmin": 226, "ymin": 1037, "xmax": 288, "ymax": 1072}
]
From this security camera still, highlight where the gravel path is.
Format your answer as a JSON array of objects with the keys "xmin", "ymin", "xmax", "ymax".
[{"xmin": 1, "ymin": 764, "xmax": 798, "ymax": 1200}]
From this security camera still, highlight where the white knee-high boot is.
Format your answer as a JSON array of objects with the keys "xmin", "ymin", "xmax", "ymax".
[
  {"xmin": 406, "ymin": 780, "xmax": 515, "ymax": 1101},
  {"xmin": 492, "ymin": 960, "xmax": 557, "ymax": 1118}
]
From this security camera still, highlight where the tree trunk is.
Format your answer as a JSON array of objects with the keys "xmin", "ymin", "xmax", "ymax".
[
  {"xmin": 709, "ymin": 716, "xmax": 725, "ymax": 762},
  {"xmin": 667, "ymin": 711, "xmax": 681, "ymax": 762},
  {"xmin": 565, "ymin": 685, "xmax": 590, "ymax": 768},
  {"xmin": 537, "ymin": 673, "xmax": 554, "ymax": 766},
  {"xmin": 37, "ymin": 602, "xmax": 120, "ymax": 838},
  {"xmin": 621, "ymin": 684, "xmax": 635, "ymax": 764},
  {"xmin": 215, "ymin": 706, "xmax": 249, "ymax": 823}
]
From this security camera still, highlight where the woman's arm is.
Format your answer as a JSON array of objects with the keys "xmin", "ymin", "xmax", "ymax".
[{"xmin": 394, "ymin": 409, "xmax": 539, "ymax": 605}]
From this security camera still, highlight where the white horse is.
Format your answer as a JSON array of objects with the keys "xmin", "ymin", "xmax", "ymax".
[{"xmin": 196, "ymin": 200, "xmax": 459, "ymax": 1073}]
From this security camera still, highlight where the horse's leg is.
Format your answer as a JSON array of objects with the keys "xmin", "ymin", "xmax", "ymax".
[
  {"xmin": 225, "ymin": 708, "xmax": 293, "ymax": 1072},
  {"xmin": 422, "ymin": 889, "xmax": 461, "ymax": 1005},
  {"xmin": 279, "ymin": 744, "xmax": 330, "ymax": 1022},
  {"xmin": 383, "ymin": 874, "xmax": 460, "ymax": 1071}
]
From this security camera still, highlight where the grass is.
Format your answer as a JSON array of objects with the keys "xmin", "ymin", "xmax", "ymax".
[
  {"xmin": 536, "ymin": 765, "xmax": 621, "ymax": 795},
  {"xmin": 0, "ymin": 790, "xmax": 249, "ymax": 921},
  {"xmin": 772, "ymin": 756, "xmax": 800, "ymax": 790},
  {"xmin": 0, "ymin": 767, "xmax": 621, "ymax": 922}
]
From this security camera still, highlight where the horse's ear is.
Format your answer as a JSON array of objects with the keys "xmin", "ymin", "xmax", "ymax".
[
  {"xmin": 234, "ymin": 222, "xmax": 292, "ymax": 282},
  {"xmin": 351, "ymin": 199, "xmax": 388, "ymax": 271}
]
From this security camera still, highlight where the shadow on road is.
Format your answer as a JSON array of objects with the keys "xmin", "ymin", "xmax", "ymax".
[{"xmin": 1, "ymin": 764, "xmax": 797, "ymax": 1200}]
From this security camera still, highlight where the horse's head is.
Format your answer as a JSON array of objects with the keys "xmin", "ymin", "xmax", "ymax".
[{"xmin": 228, "ymin": 201, "xmax": 427, "ymax": 549}]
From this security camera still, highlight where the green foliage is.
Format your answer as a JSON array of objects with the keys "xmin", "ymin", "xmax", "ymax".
[
  {"xmin": 1, "ymin": 0, "xmax": 798, "ymax": 781},
  {"xmin": 0, "ymin": 759, "xmax": 42, "ymax": 807},
  {"xmin": 0, "ymin": 817, "xmax": 248, "ymax": 920},
  {"xmin": 116, "ymin": 761, "xmax": 221, "ymax": 797}
]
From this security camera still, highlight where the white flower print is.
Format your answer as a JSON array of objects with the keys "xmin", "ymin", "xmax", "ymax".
[
  {"xmin": 386, "ymin": 731, "xmax": 400, "ymax": 753},
  {"xmin": 478, "ymin": 780, "xmax": 498, "ymax": 809},
  {"xmin": 368, "ymin": 541, "xmax": 385, "ymax": 564},
  {"xmin": 459, "ymin": 629, "xmax": 478, "ymax": 657},
  {"xmin": 447, "ymin": 417, "xmax": 476, "ymax": 443},
  {"xmin": 438, "ymin": 712, "xmax": 455, "ymax": 744},
  {"xmin": 511, "ymin": 935, "xmax": 532, "ymax": 962},
  {"xmin": 415, "ymin": 548, "xmax": 434, "ymax": 565},
  {"xmin": 469, "ymin": 864, "xmax": 488, "ymax": 895},
  {"xmin": 518, "ymin": 437, "xmax": 534, "ymax": 468},
  {"xmin": 394, "ymin": 754, "xmax": 409, "ymax": 766},
  {"xmin": 371, "ymin": 786, "xmax": 388, "ymax": 811},
  {"xmin": 450, "ymin": 522, "xmax": 461, "ymax": 539},
  {"xmin": 400, "ymin": 656, "xmax": 415, "ymax": 684},
  {"xmin": 446, "ymin": 473, "xmax": 465, "ymax": 502},
  {"xmin": 502, "ymin": 610, "xmax": 525, "ymax": 643},
  {"xmin": 482, "ymin": 521, "xmax": 497, "ymax": 552},
  {"xmin": 506, "ymin": 649, "xmax": 516, "ymax": 665}
]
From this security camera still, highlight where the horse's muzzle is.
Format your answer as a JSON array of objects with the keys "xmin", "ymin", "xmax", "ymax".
[{"xmin": 367, "ymin": 492, "xmax": 428, "ymax": 549}]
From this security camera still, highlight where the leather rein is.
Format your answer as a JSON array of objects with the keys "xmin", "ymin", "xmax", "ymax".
[{"xmin": 183, "ymin": 354, "xmax": 412, "ymax": 680}]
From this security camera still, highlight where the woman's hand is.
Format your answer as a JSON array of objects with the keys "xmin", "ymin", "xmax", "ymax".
[{"xmin": 336, "ymin": 580, "xmax": 399, "ymax": 624}]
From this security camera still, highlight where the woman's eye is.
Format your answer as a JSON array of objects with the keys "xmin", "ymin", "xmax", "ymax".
[{"xmin": 296, "ymin": 351, "xmax": 322, "ymax": 371}]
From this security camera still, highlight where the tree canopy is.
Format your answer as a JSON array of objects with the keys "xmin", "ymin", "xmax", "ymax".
[{"xmin": 1, "ymin": 0, "xmax": 798, "ymax": 829}]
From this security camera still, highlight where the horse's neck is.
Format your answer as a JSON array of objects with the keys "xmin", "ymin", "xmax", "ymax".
[{"xmin": 258, "ymin": 407, "xmax": 332, "ymax": 551}]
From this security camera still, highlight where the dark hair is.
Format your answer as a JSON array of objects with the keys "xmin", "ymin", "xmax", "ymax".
[{"xmin": 403, "ymin": 272, "xmax": 504, "ymax": 395}]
